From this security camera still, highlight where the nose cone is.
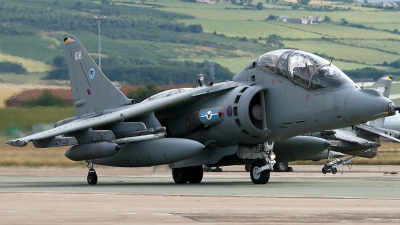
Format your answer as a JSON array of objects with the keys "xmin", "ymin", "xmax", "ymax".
[{"xmin": 345, "ymin": 88, "xmax": 395, "ymax": 122}]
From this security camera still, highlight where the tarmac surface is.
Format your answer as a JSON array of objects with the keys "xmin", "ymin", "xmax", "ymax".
[{"xmin": 0, "ymin": 165, "xmax": 399, "ymax": 224}]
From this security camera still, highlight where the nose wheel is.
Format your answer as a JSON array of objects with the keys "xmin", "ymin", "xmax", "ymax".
[
  {"xmin": 87, "ymin": 163, "xmax": 98, "ymax": 185},
  {"xmin": 250, "ymin": 159, "xmax": 271, "ymax": 184}
]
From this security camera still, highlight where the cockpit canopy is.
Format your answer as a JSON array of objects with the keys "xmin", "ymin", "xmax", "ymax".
[{"xmin": 257, "ymin": 49, "xmax": 354, "ymax": 90}]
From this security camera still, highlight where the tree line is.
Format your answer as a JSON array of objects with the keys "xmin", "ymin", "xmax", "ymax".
[{"xmin": 0, "ymin": 61, "xmax": 27, "ymax": 74}]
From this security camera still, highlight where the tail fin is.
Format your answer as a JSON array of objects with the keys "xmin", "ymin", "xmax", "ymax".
[
  {"xmin": 370, "ymin": 75, "xmax": 392, "ymax": 98},
  {"xmin": 64, "ymin": 34, "xmax": 132, "ymax": 116},
  {"xmin": 369, "ymin": 75, "xmax": 393, "ymax": 128}
]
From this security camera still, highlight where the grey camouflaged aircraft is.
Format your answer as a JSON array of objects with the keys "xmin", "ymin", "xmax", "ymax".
[{"xmin": 6, "ymin": 34, "xmax": 396, "ymax": 185}]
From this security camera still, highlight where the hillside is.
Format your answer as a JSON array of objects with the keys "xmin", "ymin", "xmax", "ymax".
[{"xmin": 0, "ymin": 0, "xmax": 399, "ymax": 85}]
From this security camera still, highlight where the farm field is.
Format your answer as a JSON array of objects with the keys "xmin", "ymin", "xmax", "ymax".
[
  {"xmin": 179, "ymin": 19, "xmax": 322, "ymax": 39},
  {"xmin": 269, "ymin": 22, "xmax": 400, "ymax": 40},
  {"xmin": 335, "ymin": 39, "xmax": 400, "ymax": 55},
  {"xmin": 282, "ymin": 40, "xmax": 397, "ymax": 65},
  {"xmin": 364, "ymin": 22, "xmax": 400, "ymax": 31},
  {"xmin": 0, "ymin": 0, "xmax": 399, "ymax": 86},
  {"xmin": 155, "ymin": 0, "xmax": 400, "ymax": 73}
]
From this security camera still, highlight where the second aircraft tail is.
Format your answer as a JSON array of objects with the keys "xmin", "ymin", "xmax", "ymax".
[{"xmin": 369, "ymin": 75, "xmax": 393, "ymax": 128}]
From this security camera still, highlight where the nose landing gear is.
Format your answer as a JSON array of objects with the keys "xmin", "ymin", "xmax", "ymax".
[{"xmin": 249, "ymin": 142, "xmax": 276, "ymax": 184}]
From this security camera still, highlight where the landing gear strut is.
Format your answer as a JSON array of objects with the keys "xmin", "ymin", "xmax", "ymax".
[
  {"xmin": 87, "ymin": 162, "xmax": 97, "ymax": 185},
  {"xmin": 172, "ymin": 166, "xmax": 203, "ymax": 184},
  {"xmin": 249, "ymin": 142, "xmax": 276, "ymax": 184},
  {"xmin": 322, "ymin": 150, "xmax": 355, "ymax": 174}
]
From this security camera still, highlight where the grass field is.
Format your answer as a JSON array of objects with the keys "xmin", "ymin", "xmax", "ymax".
[
  {"xmin": 0, "ymin": 34, "xmax": 63, "ymax": 64},
  {"xmin": 1, "ymin": 0, "xmax": 399, "ymax": 82},
  {"xmin": 0, "ymin": 142, "xmax": 84, "ymax": 167},
  {"xmin": 0, "ymin": 107, "xmax": 74, "ymax": 132},
  {"xmin": 335, "ymin": 39, "xmax": 400, "ymax": 55},
  {"xmin": 0, "ymin": 53, "xmax": 52, "ymax": 73},
  {"xmin": 282, "ymin": 40, "xmax": 398, "ymax": 65},
  {"xmin": 179, "ymin": 19, "xmax": 323, "ymax": 39},
  {"xmin": 271, "ymin": 22, "xmax": 400, "ymax": 40},
  {"xmin": 159, "ymin": 2, "xmax": 400, "ymax": 24},
  {"xmin": 363, "ymin": 22, "xmax": 400, "ymax": 31}
]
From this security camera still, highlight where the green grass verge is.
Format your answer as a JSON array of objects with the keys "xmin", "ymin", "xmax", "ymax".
[{"xmin": 0, "ymin": 107, "xmax": 74, "ymax": 134}]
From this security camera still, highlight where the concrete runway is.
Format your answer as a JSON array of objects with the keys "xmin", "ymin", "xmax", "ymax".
[{"xmin": 0, "ymin": 165, "xmax": 399, "ymax": 224}]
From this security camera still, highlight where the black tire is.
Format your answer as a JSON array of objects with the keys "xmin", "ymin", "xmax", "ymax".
[
  {"xmin": 211, "ymin": 167, "xmax": 222, "ymax": 172},
  {"xmin": 245, "ymin": 164, "xmax": 251, "ymax": 172},
  {"xmin": 332, "ymin": 168, "xmax": 338, "ymax": 174},
  {"xmin": 250, "ymin": 159, "xmax": 270, "ymax": 184},
  {"xmin": 87, "ymin": 171, "xmax": 98, "ymax": 185},
  {"xmin": 322, "ymin": 167, "xmax": 327, "ymax": 174},
  {"xmin": 172, "ymin": 168, "xmax": 189, "ymax": 184},
  {"xmin": 273, "ymin": 161, "xmax": 289, "ymax": 172},
  {"xmin": 188, "ymin": 166, "xmax": 203, "ymax": 184}
]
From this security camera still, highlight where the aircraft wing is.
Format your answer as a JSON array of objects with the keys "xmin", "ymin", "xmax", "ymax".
[
  {"xmin": 6, "ymin": 82, "xmax": 239, "ymax": 147},
  {"xmin": 333, "ymin": 129, "xmax": 377, "ymax": 145},
  {"xmin": 355, "ymin": 124, "xmax": 400, "ymax": 143}
]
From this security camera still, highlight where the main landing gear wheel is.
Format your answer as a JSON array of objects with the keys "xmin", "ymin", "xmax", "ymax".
[
  {"xmin": 87, "ymin": 171, "xmax": 97, "ymax": 185},
  {"xmin": 250, "ymin": 159, "xmax": 270, "ymax": 184},
  {"xmin": 172, "ymin": 166, "xmax": 204, "ymax": 184},
  {"xmin": 188, "ymin": 166, "xmax": 203, "ymax": 183},
  {"xmin": 172, "ymin": 168, "xmax": 189, "ymax": 184},
  {"xmin": 86, "ymin": 162, "xmax": 97, "ymax": 185},
  {"xmin": 273, "ymin": 161, "xmax": 289, "ymax": 172}
]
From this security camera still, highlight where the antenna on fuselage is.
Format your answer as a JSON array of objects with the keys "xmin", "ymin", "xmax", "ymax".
[{"xmin": 329, "ymin": 59, "xmax": 333, "ymax": 66}]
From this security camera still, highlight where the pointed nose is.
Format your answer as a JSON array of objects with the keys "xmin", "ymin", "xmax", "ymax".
[{"xmin": 345, "ymin": 88, "xmax": 395, "ymax": 121}]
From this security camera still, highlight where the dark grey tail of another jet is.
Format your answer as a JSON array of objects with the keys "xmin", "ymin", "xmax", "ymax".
[{"xmin": 64, "ymin": 34, "xmax": 132, "ymax": 116}]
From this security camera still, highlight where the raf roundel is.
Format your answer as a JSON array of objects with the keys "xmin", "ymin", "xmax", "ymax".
[
  {"xmin": 226, "ymin": 105, "xmax": 233, "ymax": 117},
  {"xmin": 89, "ymin": 68, "xmax": 96, "ymax": 79}
]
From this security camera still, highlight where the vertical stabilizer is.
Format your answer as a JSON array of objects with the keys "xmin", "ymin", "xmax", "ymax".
[
  {"xmin": 64, "ymin": 34, "xmax": 132, "ymax": 116},
  {"xmin": 369, "ymin": 75, "xmax": 393, "ymax": 128},
  {"xmin": 370, "ymin": 75, "xmax": 392, "ymax": 98}
]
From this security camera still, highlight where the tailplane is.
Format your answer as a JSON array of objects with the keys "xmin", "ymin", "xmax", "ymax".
[{"xmin": 64, "ymin": 34, "xmax": 132, "ymax": 116}]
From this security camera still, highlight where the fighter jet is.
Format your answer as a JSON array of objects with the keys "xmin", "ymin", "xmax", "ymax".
[
  {"xmin": 6, "ymin": 35, "xmax": 396, "ymax": 185},
  {"xmin": 381, "ymin": 108, "xmax": 400, "ymax": 140}
]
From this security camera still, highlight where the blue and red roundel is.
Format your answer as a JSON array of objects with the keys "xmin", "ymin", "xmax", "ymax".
[{"xmin": 226, "ymin": 105, "xmax": 233, "ymax": 117}]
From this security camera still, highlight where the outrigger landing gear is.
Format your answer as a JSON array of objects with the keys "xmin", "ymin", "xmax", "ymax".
[
  {"xmin": 87, "ymin": 162, "xmax": 97, "ymax": 185},
  {"xmin": 322, "ymin": 150, "xmax": 355, "ymax": 174},
  {"xmin": 250, "ymin": 142, "xmax": 276, "ymax": 184}
]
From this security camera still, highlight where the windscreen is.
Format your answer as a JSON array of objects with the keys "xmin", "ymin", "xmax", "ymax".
[{"xmin": 257, "ymin": 50, "xmax": 288, "ymax": 73}]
